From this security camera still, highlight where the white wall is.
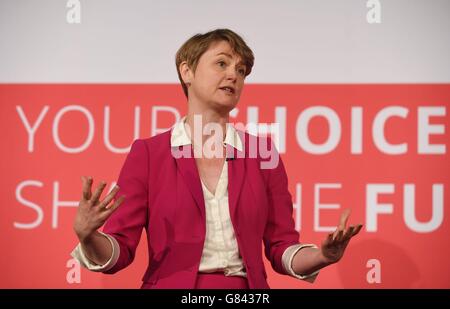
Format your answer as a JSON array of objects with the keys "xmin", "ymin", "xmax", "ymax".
[{"xmin": 1, "ymin": 0, "xmax": 449, "ymax": 83}]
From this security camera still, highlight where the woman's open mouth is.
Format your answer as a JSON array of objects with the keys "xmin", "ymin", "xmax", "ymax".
[{"xmin": 219, "ymin": 86, "xmax": 235, "ymax": 94}]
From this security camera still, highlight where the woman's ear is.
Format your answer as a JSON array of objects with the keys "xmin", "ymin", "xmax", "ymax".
[{"xmin": 179, "ymin": 61, "xmax": 193, "ymax": 86}]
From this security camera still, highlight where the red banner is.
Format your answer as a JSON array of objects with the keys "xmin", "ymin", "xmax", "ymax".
[{"xmin": 1, "ymin": 84, "xmax": 448, "ymax": 288}]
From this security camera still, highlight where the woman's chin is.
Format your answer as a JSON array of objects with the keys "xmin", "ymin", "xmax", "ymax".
[{"xmin": 210, "ymin": 100, "xmax": 238, "ymax": 112}]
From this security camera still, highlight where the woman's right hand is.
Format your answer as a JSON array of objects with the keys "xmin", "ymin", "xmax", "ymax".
[{"xmin": 73, "ymin": 176, "xmax": 125, "ymax": 242}]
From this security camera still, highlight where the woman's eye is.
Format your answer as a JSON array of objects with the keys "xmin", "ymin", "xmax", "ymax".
[
  {"xmin": 238, "ymin": 68, "xmax": 246, "ymax": 75},
  {"xmin": 218, "ymin": 61, "xmax": 226, "ymax": 67}
]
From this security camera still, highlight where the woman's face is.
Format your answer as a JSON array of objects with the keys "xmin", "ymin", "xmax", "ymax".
[{"xmin": 187, "ymin": 40, "xmax": 247, "ymax": 113}]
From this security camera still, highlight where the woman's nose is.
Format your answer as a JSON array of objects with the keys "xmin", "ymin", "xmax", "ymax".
[{"xmin": 226, "ymin": 67, "xmax": 238, "ymax": 80}]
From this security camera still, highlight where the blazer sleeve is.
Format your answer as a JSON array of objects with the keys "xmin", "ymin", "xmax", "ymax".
[
  {"xmin": 262, "ymin": 137, "xmax": 300, "ymax": 275},
  {"xmin": 102, "ymin": 139, "xmax": 149, "ymax": 274}
]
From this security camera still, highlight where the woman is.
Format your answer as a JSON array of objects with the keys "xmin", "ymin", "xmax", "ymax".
[{"xmin": 72, "ymin": 28, "xmax": 362, "ymax": 289}]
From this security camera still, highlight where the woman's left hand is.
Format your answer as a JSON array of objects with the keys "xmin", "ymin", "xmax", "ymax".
[{"xmin": 319, "ymin": 209, "xmax": 363, "ymax": 264}]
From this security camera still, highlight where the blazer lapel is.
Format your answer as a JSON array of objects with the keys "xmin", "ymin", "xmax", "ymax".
[
  {"xmin": 174, "ymin": 145, "xmax": 206, "ymax": 219},
  {"xmin": 227, "ymin": 143, "xmax": 246, "ymax": 222}
]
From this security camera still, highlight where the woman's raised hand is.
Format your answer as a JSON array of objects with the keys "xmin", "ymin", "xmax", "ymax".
[
  {"xmin": 319, "ymin": 209, "xmax": 363, "ymax": 264},
  {"xmin": 73, "ymin": 176, "xmax": 125, "ymax": 242}
]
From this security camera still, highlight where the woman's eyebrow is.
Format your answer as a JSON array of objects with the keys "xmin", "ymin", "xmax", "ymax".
[
  {"xmin": 215, "ymin": 52, "xmax": 245, "ymax": 65},
  {"xmin": 216, "ymin": 52, "xmax": 233, "ymax": 58}
]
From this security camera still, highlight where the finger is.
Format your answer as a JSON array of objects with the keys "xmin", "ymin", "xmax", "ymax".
[
  {"xmin": 90, "ymin": 181, "xmax": 107, "ymax": 204},
  {"xmin": 81, "ymin": 176, "xmax": 93, "ymax": 201},
  {"xmin": 331, "ymin": 229, "xmax": 339, "ymax": 241},
  {"xmin": 99, "ymin": 185, "xmax": 120, "ymax": 209},
  {"xmin": 338, "ymin": 208, "xmax": 351, "ymax": 230},
  {"xmin": 352, "ymin": 224, "xmax": 363, "ymax": 236},
  {"xmin": 99, "ymin": 196, "xmax": 124, "ymax": 223},
  {"xmin": 342, "ymin": 225, "xmax": 355, "ymax": 241},
  {"xmin": 323, "ymin": 232, "xmax": 333, "ymax": 246},
  {"xmin": 334, "ymin": 229, "xmax": 344, "ymax": 242},
  {"xmin": 104, "ymin": 195, "xmax": 125, "ymax": 213}
]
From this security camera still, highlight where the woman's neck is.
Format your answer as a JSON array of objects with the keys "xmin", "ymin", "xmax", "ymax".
[{"xmin": 185, "ymin": 104, "xmax": 230, "ymax": 158}]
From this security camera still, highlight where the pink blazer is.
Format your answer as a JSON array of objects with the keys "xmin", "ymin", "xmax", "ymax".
[{"xmin": 103, "ymin": 129, "xmax": 300, "ymax": 289}]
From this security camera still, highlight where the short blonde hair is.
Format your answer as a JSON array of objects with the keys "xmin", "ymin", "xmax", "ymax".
[{"xmin": 175, "ymin": 29, "xmax": 254, "ymax": 98}]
